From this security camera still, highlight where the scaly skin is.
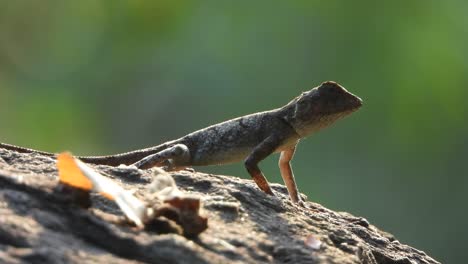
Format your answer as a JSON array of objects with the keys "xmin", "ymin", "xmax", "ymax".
[{"xmin": 1, "ymin": 81, "xmax": 362, "ymax": 204}]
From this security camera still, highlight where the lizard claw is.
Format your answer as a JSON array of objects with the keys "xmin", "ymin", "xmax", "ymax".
[{"xmin": 297, "ymin": 199, "xmax": 308, "ymax": 208}]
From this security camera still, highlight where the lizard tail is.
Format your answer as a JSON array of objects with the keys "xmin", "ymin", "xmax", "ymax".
[
  {"xmin": 0, "ymin": 142, "xmax": 56, "ymax": 156},
  {"xmin": 1, "ymin": 140, "xmax": 179, "ymax": 166},
  {"xmin": 77, "ymin": 144, "xmax": 170, "ymax": 166}
]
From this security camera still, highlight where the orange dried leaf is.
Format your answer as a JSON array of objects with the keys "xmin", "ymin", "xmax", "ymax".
[
  {"xmin": 99, "ymin": 192, "xmax": 115, "ymax": 201},
  {"xmin": 57, "ymin": 152, "xmax": 93, "ymax": 191}
]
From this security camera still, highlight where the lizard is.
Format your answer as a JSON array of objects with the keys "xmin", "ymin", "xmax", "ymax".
[{"xmin": 0, "ymin": 81, "xmax": 362, "ymax": 204}]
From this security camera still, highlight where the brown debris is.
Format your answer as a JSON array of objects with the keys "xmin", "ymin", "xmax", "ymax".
[{"xmin": 146, "ymin": 171, "xmax": 208, "ymax": 237}]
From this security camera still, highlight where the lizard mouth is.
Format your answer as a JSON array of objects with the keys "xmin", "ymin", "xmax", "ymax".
[
  {"xmin": 349, "ymin": 95, "xmax": 363, "ymax": 111},
  {"xmin": 332, "ymin": 95, "xmax": 363, "ymax": 119},
  {"xmin": 354, "ymin": 96, "xmax": 363, "ymax": 108},
  {"xmin": 335, "ymin": 95, "xmax": 362, "ymax": 115}
]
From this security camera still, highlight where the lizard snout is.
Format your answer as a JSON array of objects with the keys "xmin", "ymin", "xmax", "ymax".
[{"xmin": 353, "ymin": 96, "xmax": 363, "ymax": 108}]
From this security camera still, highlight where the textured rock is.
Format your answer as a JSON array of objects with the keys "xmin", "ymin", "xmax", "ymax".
[{"xmin": 0, "ymin": 149, "xmax": 440, "ymax": 264}]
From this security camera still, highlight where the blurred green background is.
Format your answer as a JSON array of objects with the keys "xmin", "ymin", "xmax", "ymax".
[{"xmin": 0, "ymin": 1, "xmax": 466, "ymax": 262}]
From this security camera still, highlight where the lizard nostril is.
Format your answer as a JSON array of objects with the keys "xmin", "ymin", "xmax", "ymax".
[
  {"xmin": 350, "ymin": 96, "xmax": 362, "ymax": 109},
  {"xmin": 356, "ymin": 97, "xmax": 363, "ymax": 107}
]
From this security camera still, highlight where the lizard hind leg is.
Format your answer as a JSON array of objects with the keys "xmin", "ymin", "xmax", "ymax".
[{"xmin": 132, "ymin": 144, "xmax": 190, "ymax": 170}]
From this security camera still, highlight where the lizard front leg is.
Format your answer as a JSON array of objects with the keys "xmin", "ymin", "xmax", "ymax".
[
  {"xmin": 132, "ymin": 144, "xmax": 190, "ymax": 170},
  {"xmin": 244, "ymin": 135, "xmax": 284, "ymax": 196},
  {"xmin": 279, "ymin": 146, "xmax": 302, "ymax": 204}
]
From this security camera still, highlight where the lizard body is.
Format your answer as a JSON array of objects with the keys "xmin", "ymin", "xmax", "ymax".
[{"xmin": 0, "ymin": 81, "xmax": 362, "ymax": 204}]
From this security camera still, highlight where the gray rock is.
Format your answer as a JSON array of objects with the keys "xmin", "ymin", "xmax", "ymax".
[{"xmin": 0, "ymin": 149, "xmax": 440, "ymax": 264}]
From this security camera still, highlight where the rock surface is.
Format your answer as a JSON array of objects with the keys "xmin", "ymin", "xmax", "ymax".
[{"xmin": 0, "ymin": 149, "xmax": 439, "ymax": 264}]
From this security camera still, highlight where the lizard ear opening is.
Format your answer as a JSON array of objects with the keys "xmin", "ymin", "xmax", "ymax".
[
  {"xmin": 293, "ymin": 90, "xmax": 317, "ymax": 119},
  {"xmin": 292, "ymin": 100, "xmax": 306, "ymax": 120}
]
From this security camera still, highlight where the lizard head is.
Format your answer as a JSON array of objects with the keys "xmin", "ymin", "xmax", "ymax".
[{"xmin": 284, "ymin": 81, "xmax": 362, "ymax": 137}]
